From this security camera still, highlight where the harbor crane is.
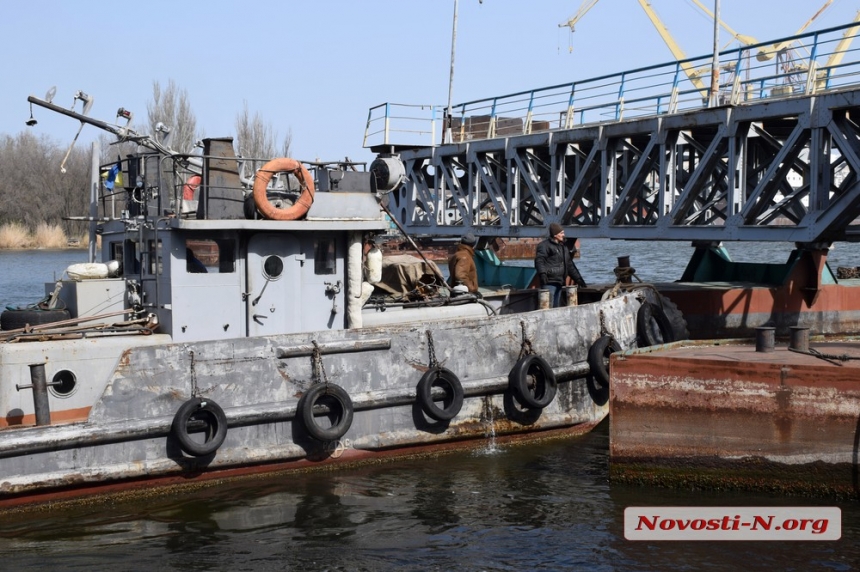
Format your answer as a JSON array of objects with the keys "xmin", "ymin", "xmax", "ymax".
[{"xmin": 559, "ymin": 0, "xmax": 851, "ymax": 96}]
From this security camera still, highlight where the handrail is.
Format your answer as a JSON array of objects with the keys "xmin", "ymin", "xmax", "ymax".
[{"xmin": 364, "ymin": 20, "xmax": 860, "ymax": 149}]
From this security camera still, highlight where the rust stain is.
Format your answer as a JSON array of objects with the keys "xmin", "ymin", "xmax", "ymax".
[{"xmin": 774, "ymin": 367, "xmax": 792, "ymax": 443}]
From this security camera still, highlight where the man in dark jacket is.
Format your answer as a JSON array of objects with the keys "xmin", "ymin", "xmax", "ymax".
[
  {"xmin": 448, "ymin": 233, "xmax": 479, "ymax": 293},
  {"xmin": 535, "ymin": 223, "xmax": 586, "ymax": 307}
]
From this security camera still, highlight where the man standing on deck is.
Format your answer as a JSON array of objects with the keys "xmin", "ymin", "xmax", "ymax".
[
  {"xmin": 535, "ymin": 223, "xmax": 587, "ymax": 307},
  {"xmin": 448, "ymin": 233, "xmax": 479, "ymax": 294}
]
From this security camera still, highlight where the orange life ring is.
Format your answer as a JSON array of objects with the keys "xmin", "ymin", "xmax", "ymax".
[
  {"xmin": 252, "ymin": 158, "xmax": 315, "ymax": 221},
  {"xmin": 182, "ymin": 175, "xmax": 201, "ymax": 200}
]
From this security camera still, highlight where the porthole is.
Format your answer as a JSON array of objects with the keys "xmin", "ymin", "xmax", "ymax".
[
  {"xmin": 263, "ymin": 255, "xmax": 284, "ymax": 279},
  {"xmin": 50, "ymin": 370, "xmax": 77, "ymax": 398}
]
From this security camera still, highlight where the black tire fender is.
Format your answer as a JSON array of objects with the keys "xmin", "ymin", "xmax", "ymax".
[
  {"xmin": 1, "ymin": 308, "xmax": 70, "ymax": 331},
  {"xmin": 588, "ymin": 335, "xmax": 623, "ymax": 388},
  {"xmin": 298, "ymin": 383, "xmax": 354, "ymax": 441},
  {"xmin": 171, "ymin": 397, "xmax": 228, "ymax": 457},
  {"xmin": 509, "ymin": 354, "xmax": 557, "ymax": 409},
  {"xmin": 637, "ymin": 301, "xmax": 675, "ymax": 347},
  {"xmin": 417, "ymin": 367, "xmax": 464, "ymax": 421}
]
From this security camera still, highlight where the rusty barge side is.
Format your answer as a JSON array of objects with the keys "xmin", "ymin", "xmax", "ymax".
[{"xmin": 609, "ymin": 338, "xmax": 860, "ymax": 498}]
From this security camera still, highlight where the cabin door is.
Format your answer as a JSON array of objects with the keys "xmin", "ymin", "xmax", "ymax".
[{"xmin": 246, "ymin": 233, "xmax": 303, "ymax": 335}]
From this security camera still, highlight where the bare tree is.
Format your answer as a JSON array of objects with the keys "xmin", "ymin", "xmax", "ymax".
[
  {"xmin": 235, "ymin": 101, "xmax": 286, "ymax": 172},
  {"xmin": 281, "ymin": 128, "xmax": 293, "ymax": 158},
  {"xmin": 0, "ymin": 132, "xmax": 89, "ymax": 235},
  {"xmin": 146, "ymin": 79, "xmax": 198, "ymax": 154}
]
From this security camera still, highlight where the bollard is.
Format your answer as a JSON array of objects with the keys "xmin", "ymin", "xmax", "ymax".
[
  {"xmin": 16, "ymin": 363, "xmax": 52, "ymax": 426},
  {"xmin": 789, "ymin": 326, "xmax": 810, "ymax": 352},
  {"xmin": 755, "ymin": 327, "xmax": 775, "ymax": 353},
  {"xmin": 563, "ymin": 285, "xmax": 578, "ymax": 306},
  {"xmin": 616, "ymin": 256, "xmax": 632, "ymax": 283},
  {"xmin": 538, "ymin": 289, "xmax": 551, "ymax": 310}
]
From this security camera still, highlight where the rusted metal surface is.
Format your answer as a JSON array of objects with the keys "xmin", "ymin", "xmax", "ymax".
[
  {"xmin": 656, "ymin": 279, "xmax": 860, "ymax": 339},
  {"xmin": 609, "ymin": 338, "xmax": 860, "ymax": 498}
]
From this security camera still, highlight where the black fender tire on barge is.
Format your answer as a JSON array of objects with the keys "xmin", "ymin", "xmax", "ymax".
[
  {"xmin": 509, "ymin": 354, "xmax": 557, "ymax": 409},
  {"xmin": 0, "ymin": 308, "xmax": 70, "ymax": 331},
  {"xmin": 587, "ymin": 335, "xmax": 622, "ymax": 388},
  {"xmin": 298, "ymin": 383, "xmax": 354, "ymax": 441},
  {"xmin": 172, "ymin": 397, "xmax": 228, "ymax": 457},
  {"xmin": 636, "ymin": 301, "xmax": 675, "ymax": 346},
  {"xmin": 417, "ymin": 367, "xmax": 464, "ymax": 421}
]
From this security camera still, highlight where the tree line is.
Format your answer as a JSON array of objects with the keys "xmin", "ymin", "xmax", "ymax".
[{"xmin": 0, "ymin": 79, "xmax": 291, "ymax": 243}]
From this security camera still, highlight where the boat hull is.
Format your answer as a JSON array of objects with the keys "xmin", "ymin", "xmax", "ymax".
[{"xmin": 0, "ymin": 294, "xmax": 639, "ymax": 507}]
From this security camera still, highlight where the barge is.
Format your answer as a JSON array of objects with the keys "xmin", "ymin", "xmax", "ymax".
[{"xmin": 609, "ymin": 331, "xmax": 860, "ymax": 498}]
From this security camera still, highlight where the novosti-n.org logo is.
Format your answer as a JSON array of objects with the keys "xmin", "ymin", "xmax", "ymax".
[{"xmin": 625, "ymin": 507, "xmax": 841, "ymax": 541}]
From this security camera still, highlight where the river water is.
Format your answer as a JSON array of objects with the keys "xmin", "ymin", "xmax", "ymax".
[{"xmin": 1, "ymin": 244, "xmax": 859, "ymax": 570}]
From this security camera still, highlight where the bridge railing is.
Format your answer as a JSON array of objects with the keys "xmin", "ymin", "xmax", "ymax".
[{"xmin": 363, "ymin": 20, "xmax": 860, "ymax": 149}]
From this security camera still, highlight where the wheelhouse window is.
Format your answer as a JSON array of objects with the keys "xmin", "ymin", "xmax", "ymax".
[
  {"xmin": 185, "ymin": 239, "xmax": 236, "ymax": 274},
  {"xmin": 314, "ymin": 238, "xmax": 336, "ymax": 275}
]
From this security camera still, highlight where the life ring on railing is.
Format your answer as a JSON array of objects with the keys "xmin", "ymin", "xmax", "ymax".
[
  {"xmin": 182, "ymin": 174, "xmax": 201, "ymax": 200},
  {"xmin": 636, "ymin": 301, "xmax": 675, "ymax": 347},
  {"xmin": 253, "ymin": 158, "xmax": 315, "ymax": 220},
  {"xmin": 587, "ymin": 336, "xmax": 623, "ymax": 388},
  {"xmin": 298, "ymin": 383, "xmax": 354, "ymax": 441},
  {"xmin": 171, "ymin": 397, "xmax": 228, "ymax": 457},
  {"xmin": 509, "ymin": 354, "xmax": 557, "ymax": 409},
  {"xmin": 417, "ymin": 367, "xmax": 464, "ymax": 421}
]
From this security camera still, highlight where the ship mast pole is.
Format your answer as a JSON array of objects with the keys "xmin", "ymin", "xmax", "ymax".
[
  {"xmin": 445, "ymin": 0, "xmax": 458, "ymax": 144},
  {"xmin": 709, "ymin": 0, "xmax": 721, "ymax": 107}
]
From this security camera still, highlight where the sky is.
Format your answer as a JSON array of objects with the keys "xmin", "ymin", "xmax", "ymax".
[{"xmin": 2, "ymin": 0, "xmax": 858, "ymax": 168}]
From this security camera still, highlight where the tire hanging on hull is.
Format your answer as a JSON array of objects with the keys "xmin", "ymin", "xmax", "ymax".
[
  {"xmin": 171, "ymin": 397, "xmax": 228, "ymax": 457},
  {"xmin": 416, "ymin": 366, "xmax": 464, "ymax": 421},
  {"xmin": 509, "ymin": 354, "xmax": 557, "ymax": 409},
  {"xmin": 587, "ymin": 335, "xmax": 622, "ymax": 388},
  {"xmin": 636, "ymin": 301, "xmax": 675, "ymax": 347},
  {"xmin": 298, "ymin": 383, "xmax": 354, "ymax": 441}
]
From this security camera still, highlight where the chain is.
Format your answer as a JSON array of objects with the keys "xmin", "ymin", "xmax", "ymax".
[
  {"xmin": 189, "ymin": 349, "xmax": 199, "ymax": 397},
  {"xmin": 426, "ymin": 330, "xmax": 439, "ymax": 368},
  {"xmin": 599, "ymin": 310, "xmax": 613, "ymax": 338},
  {"xmin": 311, "ymin": 340, "xmax": 329, "ymax": 384},
  {"xmin": 518, "ymin": 321, "xmax": 534, "ymax": 359}
]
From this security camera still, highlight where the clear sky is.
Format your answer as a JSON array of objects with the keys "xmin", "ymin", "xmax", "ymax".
[{"xmin": 2, "ymin": 0, "xmax": 857, "ymax": 167}]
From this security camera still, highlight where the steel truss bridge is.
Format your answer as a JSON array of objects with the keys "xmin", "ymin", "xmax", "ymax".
[{"xmin": 367, "ymin": 21, "xmax": 860, "ymax": 247}]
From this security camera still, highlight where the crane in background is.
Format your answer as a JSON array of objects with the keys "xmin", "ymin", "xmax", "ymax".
[{"xmin": 559, "ymin": 0, "xmax": 851, "ymax": 95}]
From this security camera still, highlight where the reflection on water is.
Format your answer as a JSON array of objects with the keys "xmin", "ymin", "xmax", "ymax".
[{"xmin": 0, "ymin": 424, "xmax": 857, "ymax": 570}]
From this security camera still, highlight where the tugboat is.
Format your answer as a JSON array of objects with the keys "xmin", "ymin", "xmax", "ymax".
[{"xmin": 0, "ymin": 89, "xmax": 648, "ymax": 508}]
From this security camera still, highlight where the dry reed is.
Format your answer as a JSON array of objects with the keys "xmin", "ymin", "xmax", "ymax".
[
  {"xmin": 33, "ymin": 223, "xmax": 68, "ymax": 249},
  {"xmin": 0, "ymin": 223, "xmax": 89, "ymax": 250},
  {"xmin": 0, "ymin": 222, "xmax": 32, "ymax": 249}
]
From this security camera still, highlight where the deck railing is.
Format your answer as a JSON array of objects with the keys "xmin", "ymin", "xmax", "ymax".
[{"xmin": 363, "ymin": 20, "xmax": 860, "ymax": 150}]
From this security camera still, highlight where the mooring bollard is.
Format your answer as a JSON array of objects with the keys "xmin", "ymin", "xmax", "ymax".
[
  {"xmin": 538, "ymin": 289, "xmax": 551, "ymax": 310},
  {"xmin": 755, "ymin": 326, "xmax": 775, "ymax": 353},
  {"xmin": 16, "ymin": 363, "xmax": 53, "ymax": 426},
  {"xmin": 616, "ymin": 256, "xmax": 632, "ymax": 283},
  {"xmin": 789, "ymin": 326, "xmax": 810, "ymax": 352},
  {"xmin": 563, "ymin": 285, "xmax": 578, "ymax": 306}
]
